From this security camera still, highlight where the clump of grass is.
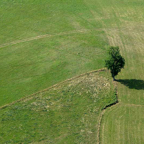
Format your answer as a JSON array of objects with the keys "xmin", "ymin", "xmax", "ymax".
[{"xmin": 0, "ymin": 71, "xmax": 117, "ymax": 143}]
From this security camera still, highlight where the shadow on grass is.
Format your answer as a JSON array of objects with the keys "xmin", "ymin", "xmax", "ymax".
[{"xmin": 116, "ymin": 79, "xmax": 144, "ymax": 90}]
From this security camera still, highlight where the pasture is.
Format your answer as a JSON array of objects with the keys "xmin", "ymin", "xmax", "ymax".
[
  {"xmin": 0, "ymin": 71, "xmax": 117, "ymax": 143},
  {"xmin": 0, "ymin": 0, "xmax": 108, "ymax": 106},
  {"xmin": 97, "ymin": 0, "xmax": 144, "ymax": 144},
  {"xmin": 0, "ymin": 0, "xmax": 144, "ymax": 143}
]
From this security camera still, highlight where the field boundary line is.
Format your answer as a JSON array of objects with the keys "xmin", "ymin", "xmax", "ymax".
[
  {"xmin": 0, "ymin": 29, "xmax": 89, "ymax": 48},
  {"xmin": 98, "ymin": 80, "xmax": 119, "ymax": 144},
  {"xmin": 0, "ymin": 26, "xmax": 142, "ymax": 49},
  {"xmin": 124, "ymin": 103, "xmax": 144, "ymax": 107},
  {"xmin": 97, "ymin": 109, "xmax": 106, "ymax": 144},
  {"xmin": 0, "ymin": 27, "xmax": 109, "ymax": 49},
  {"xmin": 102, "ymin": 80, "xmax": 119, "ymax": 110},
  {"xmin": 0, "ymin": 29, "xmax": 94, "ymax": 49},
  {"xmin": 0, "ymin": 68, "xmax": 106, "ymax": 110}
]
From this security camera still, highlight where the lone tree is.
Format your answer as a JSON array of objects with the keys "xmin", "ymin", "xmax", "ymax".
[{"xmin": 105, "ymin": 46, "xmax": 125, "ymax": 81}]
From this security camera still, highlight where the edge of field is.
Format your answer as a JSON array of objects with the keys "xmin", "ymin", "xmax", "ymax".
[
  {"xmin": 0, "ymin": 68, "xmax": 107, "ymax": 110},
  {"xmin": 0, "ymin": 68, "xmax": 119, "ymax": 143},
  {"xmin": 97, "ymin": 80, "xmax": 118, "ymax": 144}
]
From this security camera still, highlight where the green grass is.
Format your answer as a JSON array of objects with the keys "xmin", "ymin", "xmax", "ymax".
[
  {"xmin": 0, "ymin": 0, "xmax": 109, "ymax": 106},
  {"xmin": 101, "ymin": 104, "xmax": 144, "ymax": 144},
  {"xmin": 1, "ymin": 0, "xmax": 144, "ymax": 143},
  {"xmin": 96, "ymin": 0, "xmax": 144, "ymax": 143},
  {"xmin": 0, "ymin": 71, "xmax": 117, "ymax": 143}
]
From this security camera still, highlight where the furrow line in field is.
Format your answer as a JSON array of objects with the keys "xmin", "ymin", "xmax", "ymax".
[
  {"xmin": 128, "ymin": 107, "xmax": 130, "ymax": 144},
  {"xmin": 0, "ymin": 29, "xmax": 89, "ymax": 49},
  {"xmin": 138, "ymin": 107, "xmax": 141, "ymax": 144},
  {"xmin": 125, "ymin": 103, "xmax": 144, "ymax": 107},
  {"xmin": 1, "ymin": 25, "xmax": 142, "ymax": 49},
  {"xmin": 97, "ymin": 110, "xmax": 105, "ymax": 144}
]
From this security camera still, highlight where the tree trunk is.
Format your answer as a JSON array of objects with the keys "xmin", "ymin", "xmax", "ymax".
[{"xmin": 113, "ymin": 76, "xmax": 115, "ymax": 81}]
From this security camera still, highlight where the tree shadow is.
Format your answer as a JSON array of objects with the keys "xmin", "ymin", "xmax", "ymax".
[{"xmin": 116, "ymin": 79, "xmax": 144, "ymax": 90}]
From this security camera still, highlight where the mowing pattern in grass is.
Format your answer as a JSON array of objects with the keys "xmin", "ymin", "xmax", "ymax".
[
  {"xmin": 0, "ymin": 71, "xmax": 116, "ymax": 143},
  {"xmin": 101, "ymin": 104, "xmax": 144, "ymax": 144},
  {"xmin": 96, "ymin": 0, "xmax": 144, "ymax": 143},
  {"xmin": 1, "ymin": 0, "xmax": 144, "ymax": 143},
  {"xmin": 0, "ymin": 0, "xmax": 109, "ymax": 106}
]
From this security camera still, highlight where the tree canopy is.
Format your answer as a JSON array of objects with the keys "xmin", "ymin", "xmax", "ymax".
[{"xmin": 105, "ymin": 46, "xmax": 125, "ymax": 81}]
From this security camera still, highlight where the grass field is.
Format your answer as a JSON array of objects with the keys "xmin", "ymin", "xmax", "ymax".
[
  {"xmin": 0, "ymin": 71, "xmax": 117, "ymax": 143},
  {"xmin": 0, "ymin": 0, "xmax": 144, "ymax": 143},
  {"xmin": 97, "ymin": 0, "xmax": 144, "ymax": 144},
  {"xmin": 0, "ymin": 0, "xmax": 109, "ymax": 106},
  {"xmin": 101, "ymin": 104, "xmax": 144, "ymax": 144}
]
